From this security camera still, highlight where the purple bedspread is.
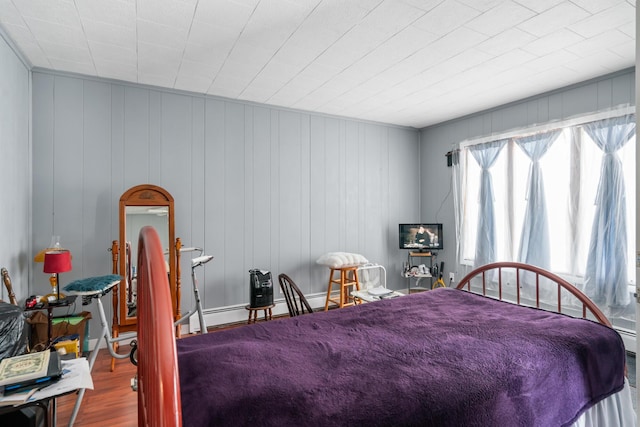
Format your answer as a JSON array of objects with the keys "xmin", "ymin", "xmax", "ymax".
[{"xmin": 176, "ymin": 288, "xmax": 625, "ymax": 427}]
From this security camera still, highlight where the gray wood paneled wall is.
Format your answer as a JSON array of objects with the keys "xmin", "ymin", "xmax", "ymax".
[
  {"xmin": 419, "ymin": 68, "xmax": 636, "ymax": 283},
  {"xmin": 0, "ymin": 33, "xmax": 31, "ymax": 303},
  {"xmin": 31, "ymin": 71, "xmax": 420, "ymax": 332}
]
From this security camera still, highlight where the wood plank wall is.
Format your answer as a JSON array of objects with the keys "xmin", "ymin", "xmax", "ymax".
[{"xmin": 31, "ymin": 71, "xmax": 421, "ymax": 337}]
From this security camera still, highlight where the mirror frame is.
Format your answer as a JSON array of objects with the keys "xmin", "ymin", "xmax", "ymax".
[{"xmin": 117, "ymin": 184, "xmax": 176, "ymax": 328}]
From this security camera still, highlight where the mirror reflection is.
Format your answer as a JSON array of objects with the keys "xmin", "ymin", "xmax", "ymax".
[{"xmin": 124, "ymin": 206, "xmax": 169, "ymax": 318}]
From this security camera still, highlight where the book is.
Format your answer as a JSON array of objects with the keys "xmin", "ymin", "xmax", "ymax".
[
  {"xmin": 0, "ymin": 352, "xmax": 51, "ymax": 386},
  {"xmin": 0, "ymin": 351, "xmax": 63, "ymax": 395},
  {"xmin": 0, "ymin": 387, "xmax": 37, "ymax": 407}
]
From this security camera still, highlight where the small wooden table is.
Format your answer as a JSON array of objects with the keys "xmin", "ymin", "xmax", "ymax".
[{"xmin": 245, "ymin": 304, "xmax": 275, "ymax": 324}]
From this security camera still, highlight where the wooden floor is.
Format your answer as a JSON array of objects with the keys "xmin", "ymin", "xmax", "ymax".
[
  {"xmin": 57, "ymin": 350, "xmax": 138, "ymax": 427},
  {"xmin": 55, "ymin": 320, "xmax": 254, "ymax": 426}
]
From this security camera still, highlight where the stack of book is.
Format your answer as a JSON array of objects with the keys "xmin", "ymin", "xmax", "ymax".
[{"xmin": 0, "ymin": 351, "xmax": 62, "ymax": 406}]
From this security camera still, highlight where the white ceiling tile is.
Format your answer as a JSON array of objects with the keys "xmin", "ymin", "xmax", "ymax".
[
  {"xmin": 608, "ymin": 38, "xmax": 635, "ymax": 59},
  {"xmin": 88, "ymin": 39, "xmax": 136, "ymax": 64},
  {"xmin": 293, "ymin": 61, "xmax": 343, "ymax": 82},
  {"xmin": 138, "ymin": 41, "xmax": 183, "ymax": 63},
  {"xmin": 137, "ymin": 43, "xmax": 181, "ymax": 76},
  {"xmin": 138, "ymin": 19, "xmax": 189, "ymax": 50},
  {"xmin": 284, "ymin": 22, "xmax": 342, "ymax": 56},
  {"xmin": 13, "ymin": 0, "xmax": 80, "ymax": 27},
  {"xmin": 182, "ymin": 43, "xmax": 227, "ymax": 71},
  {"xmin": 0, "ymin": 0, "xmax": 634, "ymax": 128},
  {"xmin": 187, "ymin": 19, "xmax": 238, "ymax": 47},
  {"xmin": 413, "ymin": 0, "xmax": 482, "ymax": 35},
  {"xmin": 361, "ymin": 0, "xmax": 426, "ymax": 35},
  {"xmin": 292, "ymin": 87, "xmax": 344, "ymax": 110},
  {"xmin": 237, "ymin": 25, "xmax": 294, "ymax": 52},
  {"xmin": 138, "ymin": 72, "xmax": 176, "ymax": 88},
  {"xmin": 465, "ymin": 1, "xmax": 536, "ymax": 36},
  {"xmin": 0, "ymin": 0, "xmax": 25, "ymax": 26},
  {"xmin": 523, "ymin": 49, "xmax": 581, "ymax": 74},
  {"xmin": 297, "ymin": 0, "xmax": 375, "ymax": 39},
  {"xmin": 23, "ymin": 17, "xmax": 87, "ymax": 48},
  {"xmin": 425, "ymin": 48, "xmax": 493, "ymax": 79},
  {"xmin": 243, "ymin": 0, "xmax": 310, "ymax": 36},
  {"xmin": 254, "ymin": 62, "xmax": 299, "ymax": 86},
  {"xmin": 617, "ymin": 21, "xmax": 634, "ymax": 38},
  {"xmin": 193, "ymin": 0, "xmax": 254, "ymax": 27},
  {"xmin": 226, "ymin": 41, "xmax": 276, "ymax": 68},
  {"xmin": 396, "ymin": 0, "xmax": 442, "ymax": 12},
  {"xmin": 336, "ymin": 27, "xmax": 437, "ymax": 82},
  {"xmin": 267, "ymin": 84, "xmax": 313, "ymax": 106},
  {"xmin": 518, "ymin": 3, "xmax": 590, "ymax": 37},
  {"xmin": 568, "ymin": 2, "xmax": 635, "ymax": 38},
  {"xmin": 564, "ymin": 29, "xmax": 632, "ymax": 56},
  {"xmin": 238, "ymin": 84, "xmax": 279, "ymax": 104},
  {"xmin": 564, "ymin": 49, "xmax": 634, "ymax": 74},
  {"xmin": 178, "ymin": 59, "xmax": 221, "ymax": 79},
  {"xmin": 216, "ymin": 58, "xmax": 261, "ymax": 82},
  {"xmin": 207, "ymin": 75, "xmax": 247, "ymax": 98},
  {"xmin": 137, "ymin": 0, "xmax": 196, "ymax": 28},
  {"xmin": 319, "ymin": 75, "xmax": 362, "ymax": 94},
  {"xmin": 570, "ymin": 0, "xmax": 628, "ymax": 14},
  {"xmin": 270, "ymin": 43, "xmax": 321, "ymax": 72},
  {"xmin": 48, "ymin": 57, "xmax": 95, "ymax": 75},
  {"xmin": 82, "ymin": 18, "xmax": 136, "ymax": 48},
  {"xmin": 521, "ymin": 29, "xmax": 585, "ymax": 57},
  {"xmin": 174, "ymin": 75, "xmax": 212, "ymax": 94},
  {"xmin": 476, "ymin": 28, "xmax": 537, "ymax": 56},
  {"xmin": 75, "ymin": 0, "xmax": 135, "ymax": 28},
  {"xmin": 456, "ymin": 0, "xmax": 504, "ymax": 12},
  {"xmin": 93, "ymin": 59, "xmax": 137, "ymax": 82},
  {"xmin": 512, "ymin": 0, "xmax": 565, "ymax": 13},
  {"xmin": 39, "ymin": 40, "xmax": 92, "ymax": 63},
  {"xmin": 422, "ymin": 26, "xmax": 489, "ymax": 61}
]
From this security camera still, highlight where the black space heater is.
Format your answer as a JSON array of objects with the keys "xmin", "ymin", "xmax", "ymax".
[{"xmin": 249, "ymin": 269, "xmax": 273, "ymax": 308}]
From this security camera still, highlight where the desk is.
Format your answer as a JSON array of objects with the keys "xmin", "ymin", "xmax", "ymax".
[
  {"xmin": 351, "ymin": 288, "xmax": 404, "ymax": 303},
  {"xmin": 245, "ymin": 304, "xmax": 274, "ymax": 324},
  {"xmin": 0, "ymin": 357, "xmax": 93, "ymax": 427}
]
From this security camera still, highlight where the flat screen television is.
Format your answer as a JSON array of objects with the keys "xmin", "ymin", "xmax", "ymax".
[{"xmin": 399, "ymin": 223, "xmax": 443, "ymax": 251}]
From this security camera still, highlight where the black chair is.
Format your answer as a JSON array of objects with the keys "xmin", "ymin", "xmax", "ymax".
[{"xmin": 278, "ymin": 274, "xmax": 313, "ymax": 317}]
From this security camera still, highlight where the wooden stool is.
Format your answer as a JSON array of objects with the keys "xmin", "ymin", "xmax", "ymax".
[
  {"xmin": 324, "ymin": 266, "xmax": 361, "ymax": 310},
  {"xmin": 245, "ymin": 304, "xmax": 275, "ymax": 324}
]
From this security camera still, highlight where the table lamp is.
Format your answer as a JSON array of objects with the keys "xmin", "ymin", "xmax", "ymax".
[{"xmin": 43, "ymin": 250, "xmax": 72, "ymax": 301}]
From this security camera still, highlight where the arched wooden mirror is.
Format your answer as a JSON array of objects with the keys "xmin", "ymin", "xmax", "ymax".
[{"xmin": 111, "ymin": 184, "xmax": 181, "ymax": 369}]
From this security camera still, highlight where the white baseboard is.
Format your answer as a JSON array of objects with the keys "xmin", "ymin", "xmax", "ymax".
[{"xmin": 188, "ymin": 293, "xmax": 329, "ymax": 333}]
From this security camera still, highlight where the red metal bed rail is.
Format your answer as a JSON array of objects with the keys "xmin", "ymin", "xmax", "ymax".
[
  {"xmin": 456, "ymin": 261, "xmax": 611, "ymax": 327},
  {"xmin": 137, "ymin": 226, "xmax": 182, "ymax": 426}
]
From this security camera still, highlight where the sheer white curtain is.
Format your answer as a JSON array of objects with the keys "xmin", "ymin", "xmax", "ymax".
[
  {"xmin": 468, "ymin": 140, "xmax": 507, "ymax": 268},
  {"xmin": 515, "ymin": 130, "xmax": 560, "ymax": 269},
  {"xmin": 582, "ymin": 115, "xmax": 636, "ymax": 308}
]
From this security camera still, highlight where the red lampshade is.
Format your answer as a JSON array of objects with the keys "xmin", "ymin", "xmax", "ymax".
[{"xmin": 43, "ymin": 250, "xmax": 72, "ymax": 274}]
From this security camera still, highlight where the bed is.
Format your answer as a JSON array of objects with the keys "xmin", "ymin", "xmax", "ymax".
[{"xmin": 134, "ymin": 226, "xmax": 635, "ymax": 426}]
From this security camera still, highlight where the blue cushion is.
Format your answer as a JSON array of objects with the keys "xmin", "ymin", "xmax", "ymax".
[{"xmin": 64, "ymin": 274, "xmax": 122, "ymax": 295}]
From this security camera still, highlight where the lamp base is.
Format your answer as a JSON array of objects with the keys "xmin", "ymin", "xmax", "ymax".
[{"xmin": 41, "ymin": 292, "xmax": 65, "ymax": 303}]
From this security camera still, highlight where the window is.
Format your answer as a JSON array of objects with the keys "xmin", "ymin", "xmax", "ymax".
[{"xmin": 458, "ymin": 113, "xmax": 635, "ymax": 327}]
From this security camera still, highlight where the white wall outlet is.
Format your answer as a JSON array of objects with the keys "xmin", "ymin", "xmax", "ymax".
[{"xmin": 449, "ymin": 272, "xmax": 455, "ymax": 281}]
